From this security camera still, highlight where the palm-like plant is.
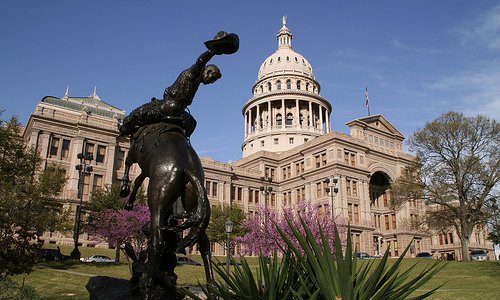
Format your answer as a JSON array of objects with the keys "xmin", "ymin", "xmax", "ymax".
[{"xmin": 184, "ymin": 218, "xmax": 445, "ymax": 299}]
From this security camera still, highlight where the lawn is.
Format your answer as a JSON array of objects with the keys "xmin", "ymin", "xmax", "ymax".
[{"xmin": 10, "ymin": 245, "xmax": 500, "ymax": 299}]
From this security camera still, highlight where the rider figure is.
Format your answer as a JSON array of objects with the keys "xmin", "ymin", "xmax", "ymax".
[{"xmin": 119, "ymin": 50, "xmax": 221, "ymax": 139}]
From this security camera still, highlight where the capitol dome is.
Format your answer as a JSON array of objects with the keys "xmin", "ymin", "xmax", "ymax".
[
  {"xmin": 241, "ymin": 17, "xmax": 332, "ymax": 158},
  {"xmin": 257, "ymin": 45, "xmax": 315, "ymax": 80}
]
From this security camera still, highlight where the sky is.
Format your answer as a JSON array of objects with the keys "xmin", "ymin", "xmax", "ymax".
[{"xmin": 1, "ymin": 1, "xmax": 499, "ymax": 163}]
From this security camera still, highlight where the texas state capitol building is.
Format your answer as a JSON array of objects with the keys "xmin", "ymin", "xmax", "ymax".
[{"xmin": 23, "ymin": 19, "xmax": 491, "ymax": 259}]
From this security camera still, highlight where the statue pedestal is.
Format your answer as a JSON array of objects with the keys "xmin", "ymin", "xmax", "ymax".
[{"xmin": 86, "ymin": 276, "xmax": 185, "ymax": 300}]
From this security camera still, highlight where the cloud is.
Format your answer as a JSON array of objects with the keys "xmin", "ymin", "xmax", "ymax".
[
  {"xmin": 389, "ymin": 39, "xmax": 443, "ymax": 55},
  {"xmin": 454, "ymin": 4, "xmax": 500, "ymax": 50},
  {"xmin": 425, "ymin": 64, "xmax": 500, "ymax": 119}
]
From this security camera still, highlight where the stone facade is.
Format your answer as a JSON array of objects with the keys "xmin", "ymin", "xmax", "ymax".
[{"xmin": 22, "ymin": 89, "xmax": 141, "ymax": 247}]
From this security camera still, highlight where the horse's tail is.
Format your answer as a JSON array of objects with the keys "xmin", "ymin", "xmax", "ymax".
[{"xmin": 176, "ymin": 170, "xmax": 211, "ymax": 252}]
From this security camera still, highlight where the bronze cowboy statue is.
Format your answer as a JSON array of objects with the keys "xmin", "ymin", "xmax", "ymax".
[{"xmin": 118, "ymin": 31, "xmax": 239, "ymax": 299}]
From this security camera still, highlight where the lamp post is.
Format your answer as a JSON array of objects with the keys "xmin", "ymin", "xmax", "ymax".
[
  {"xmin": 259, "ymin": 176, "xmax": 273, "ymax": 256},
  {"xmin": 70, "ymin": 150, "xmax": 93, "ymax": 260},
  {"xmin": 325, "ymin": 177, "xmax": 339, "ymax": 217},
  {"xmin": 225, "ymin": 219, "xmax": 234, "ymax": 274}
]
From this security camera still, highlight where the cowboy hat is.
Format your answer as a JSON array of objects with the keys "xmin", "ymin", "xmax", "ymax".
[{"xmin": 204, "ymin": 31, "xmax": 239, "ymax": 55}]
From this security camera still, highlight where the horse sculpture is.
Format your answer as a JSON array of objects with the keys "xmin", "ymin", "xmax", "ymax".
[
  {"xmin": 118, "ymin": 32, "xmax": 239, "ymax": 299},
  {"xmin": 121, "ymin": 123, "xmax": 212, "ymax": 298}
]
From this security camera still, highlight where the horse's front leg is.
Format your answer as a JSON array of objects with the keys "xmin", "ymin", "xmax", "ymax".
[{"xmin": 125, "ymin": 172, "xmax": 146, "ymax": 210}]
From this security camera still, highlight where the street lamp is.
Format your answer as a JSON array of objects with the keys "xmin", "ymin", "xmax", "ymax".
[
  {"xmin": 225, "ymin": 219, "xmax": 234, "ymax": 274},
  {"xmin": 325, "ymin": 177, "xmax": 339, "ymax": 217},
  {"xmin": 70, "ymin": 150, "xmax": 93, "ymax": 260},
  {"xmin": 259, "ymin": 176, "xmax": 273, "ymax": 256}
]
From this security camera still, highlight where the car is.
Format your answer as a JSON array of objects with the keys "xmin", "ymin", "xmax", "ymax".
[
  {"xmin": 176, "ymin": 256, "xmax": 202, "ymax": 266},
  {"xmin": 80, "ymin": 255, "xmax": 115, "ymax": 263},
  {"xmin": 470, "ymin": 250, "xmax": 488, "ymax": 261},
  {"xmin": 38, "ymin": 248, "xmax": 64, "ymax": 261},
  {"xmin": 416, "ymin": 252, "xmax": 433, "ymax": 259},
  {"xmin": 354, "ymin": 252, "xmax": 373, "ymax": 259}
]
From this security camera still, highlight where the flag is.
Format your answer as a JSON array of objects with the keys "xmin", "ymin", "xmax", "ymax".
[{"xmin": 364, "ymin": 86, "xmax": 369, "ymax": 107}]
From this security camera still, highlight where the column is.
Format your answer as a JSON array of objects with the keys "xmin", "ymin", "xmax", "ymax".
[
  {"xmin": 281, "ymin": 98, "xmax": 285, "ymax": 128},
  {"xmin": 268, "ymin": 101, "xmax": 272, "ymax": 128},
  {"xmin": 244, "ymin": 111, "xmax": 248, "ymax": 137},
  {"xmin": 249, "ymin": 108, "xmax": 252, "ymax": 134},
  {"xmin": 256, "ymin": 104, "xmax": 260, "ymax": 130},
  {"xmin": 308, "ymin": 101, "xmax": 313, "ymax": 127},
  {"xmin": 326, "ymin": 109, "xmax": 330, "ymax": 133},
  {"xmin": 295, "ymin": 99, "xmax": 300, "ymax": 127},
  {"xmin": 319, "ymin": 106, "xmax": 323, "ymax": 132}
]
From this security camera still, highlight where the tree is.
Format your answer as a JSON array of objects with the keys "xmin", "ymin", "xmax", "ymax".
[
  {"xmin": 392, "ymin": 112, "xmax": 499, "ymax": 261},
  {"xmin": 206, "ymin": 204, "xmax": 246, "ymax": 247},
  {"xmin": 236, "ymin": 201, "xmax": 343, "ymax": 256},
  {"xmin": 0, "ymin": 116, "xmax": 68, "ymax": 277},
  {"xmin": 88, "ymin": 205, "xmax": 150, "ymax": 261},
  {"xmin": 86, "ymin": 184, "xmax": 148, "ymax": 261}
]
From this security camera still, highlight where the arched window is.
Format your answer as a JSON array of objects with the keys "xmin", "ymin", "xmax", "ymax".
[
  {"xmin": 278, "ymin": 57, "xmax": 281, "ymax": 62},
  {"xmin": 260, "ymin": 85, "xmax": 263, "ymax": 93},
  {"xmin": 286, "ymin": 113, "xmax": 293, "ymax": 127},
  {"xmin": 299, "ymin": 113, "xmax": 304, "ymax": 126},
  {"xmin": 267, "ymin": 82, "xmax": 272, "ymax": 92},
  {"xmin": 276, "ymin": 80, "xmax": 282, "ymax": 90},
  {"xmin": 286, "ymin": 79, "xmax": 291, "ymax": 89},
  {"xmin": 296, "ymin": 80, "xmax": 301, "ymax": 90},
  {"xmin": 276, "ymin": 114, "xmax": 283, "ymax": 128},
  {"xmin": 306, "ymin": 82, "xmax": 310, "ymax": 91}
]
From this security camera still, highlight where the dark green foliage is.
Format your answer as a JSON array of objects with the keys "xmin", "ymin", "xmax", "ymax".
[
  {"xmin": 0, "ymin": 116, "xmax": 68, "ymax": 278},
  {"xmin": 0, "ymin": 277, "xmax": 40, "ymax": 300},
  {"xmin": 206, "ymin": 204, "xmax": 247, "ymax": 246}
]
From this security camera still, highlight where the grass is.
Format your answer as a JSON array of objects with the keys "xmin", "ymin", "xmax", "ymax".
[{"xmin": 9, "ymin": 245, "xmax": 500, "ymax": 299}]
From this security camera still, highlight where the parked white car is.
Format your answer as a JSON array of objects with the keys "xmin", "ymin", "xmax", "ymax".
[
  {"xmin": 80, "ymin": 255, "xmax": 115, "ymax": 263},
  {"xmin": 470, "ymin": 250, "xmax": 488, "ymax": 261}
]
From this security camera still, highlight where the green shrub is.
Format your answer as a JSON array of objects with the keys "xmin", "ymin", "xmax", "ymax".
[
  {"xmin": 0, "ymin": 277, "xmax": 40, "ymax": 300},
  {"xmin": 184, "ymin": 219, "xmax": 445, "ymax": 299}
]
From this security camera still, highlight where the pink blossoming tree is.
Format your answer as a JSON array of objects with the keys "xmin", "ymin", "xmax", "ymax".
[
  {"xmin": 88, "ymin": 203, "xmax": 150, "ymax": 261},
  {"xmin": 236, "ymin": 201, "xmax": 344, "ymax": 256}
]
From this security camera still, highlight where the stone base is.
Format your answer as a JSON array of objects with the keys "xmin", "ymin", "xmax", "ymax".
[{"xmin": 86, "ymin": 276, "xmax": 141, "ymax": 300}]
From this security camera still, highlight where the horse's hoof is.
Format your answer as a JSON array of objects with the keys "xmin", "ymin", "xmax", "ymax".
[{"xmin": 120, "ymin": 185, "xmax": 131, "ymax": 197}]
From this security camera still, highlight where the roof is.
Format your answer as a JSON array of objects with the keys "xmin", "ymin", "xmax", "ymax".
[{"xmin": 41, "ymin": 95, "xmax": 125, "ymax": 120}]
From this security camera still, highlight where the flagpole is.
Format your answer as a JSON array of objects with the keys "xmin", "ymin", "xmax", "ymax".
[{"xmin": 364, "ymin": 84, "xmax": 371, "ymax": 116}]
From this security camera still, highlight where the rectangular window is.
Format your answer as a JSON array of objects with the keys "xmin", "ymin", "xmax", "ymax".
[
  {"xmin": 249, "ymin": 189, "xmax": 253, "ymax": 203},
  {"xmin": 321, "ymin": 153, "xmax": 327, "ymax": 166},
  {"xmin": 206, "ymin": 181, "xmax": 211, "ymax": 196},
  {"xmin": 289, "ymin": 137, "xmax": 294, "ymax": 144},
  {"xmin": 274, "ymin": 138, "xmax": 279, "ymax": 144},
  {"xmin": 237, "ymin": 187, "xmax": 242, "ymax": 202},
  {"xmin": 316, "ymin": 182, "xmax": 322, "ymax": 197},
  {"xmin": 449, "ymin": 232, "xmax": 454, "ymax": 244},
  {"xmin": 96, "ymin": 145, "xmax": 106, "ymax": 164},
  {"xmin": 391, "ymin": 214, "xmax": 397, "ymax": 229},
  {"xmin": 254, "ymin": 190, "xmax": 259, "ymax": 204},
  {"xmin": 61, "ymin": 139, "xmax": 70, "ymax": 159},
  {"xmin": 116, "ymin": 150, "xmax": 125, "ymax": 170},
  {"xmin": 315, "ymin": 155, "xmax": 321, "ymax": 168},
  {"xmin": 383, "ymin": 193, "xmax": 388, "ymax": 207},
  {"xmin": 212, "ymin": 182, "xmax": 217, "ymax": 197},
  {"xmin": 282, "ymin": 167, "xmax": 287, "ymax": 180},
  {"xmin": 92, "ymin": 174, "xmax": 103, "ymax": 193},
  {"xmin": 354, "ymin": 204, "xmax": 359, "ymax": 223},
  {"xmin": 385, "ymin": 215, "xmax": 390, "ymax": 230},
  {"xmin": 83, "ymin": 173, "xmax": 91, "ymax": 199},
  {"xmin": 85, "ymin": 142, "xmax": 95, "ymax": 158},
  {"xmin": 348, "ymin": 204, "xmax": 353, "ymax": 221},
  {"xmin": 270, "ymin": 193, "xmax": 276, "ymax": 207},
  {"xmin": 49, "ymin": 137, "xmax": 60, "ymax": 157}
]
